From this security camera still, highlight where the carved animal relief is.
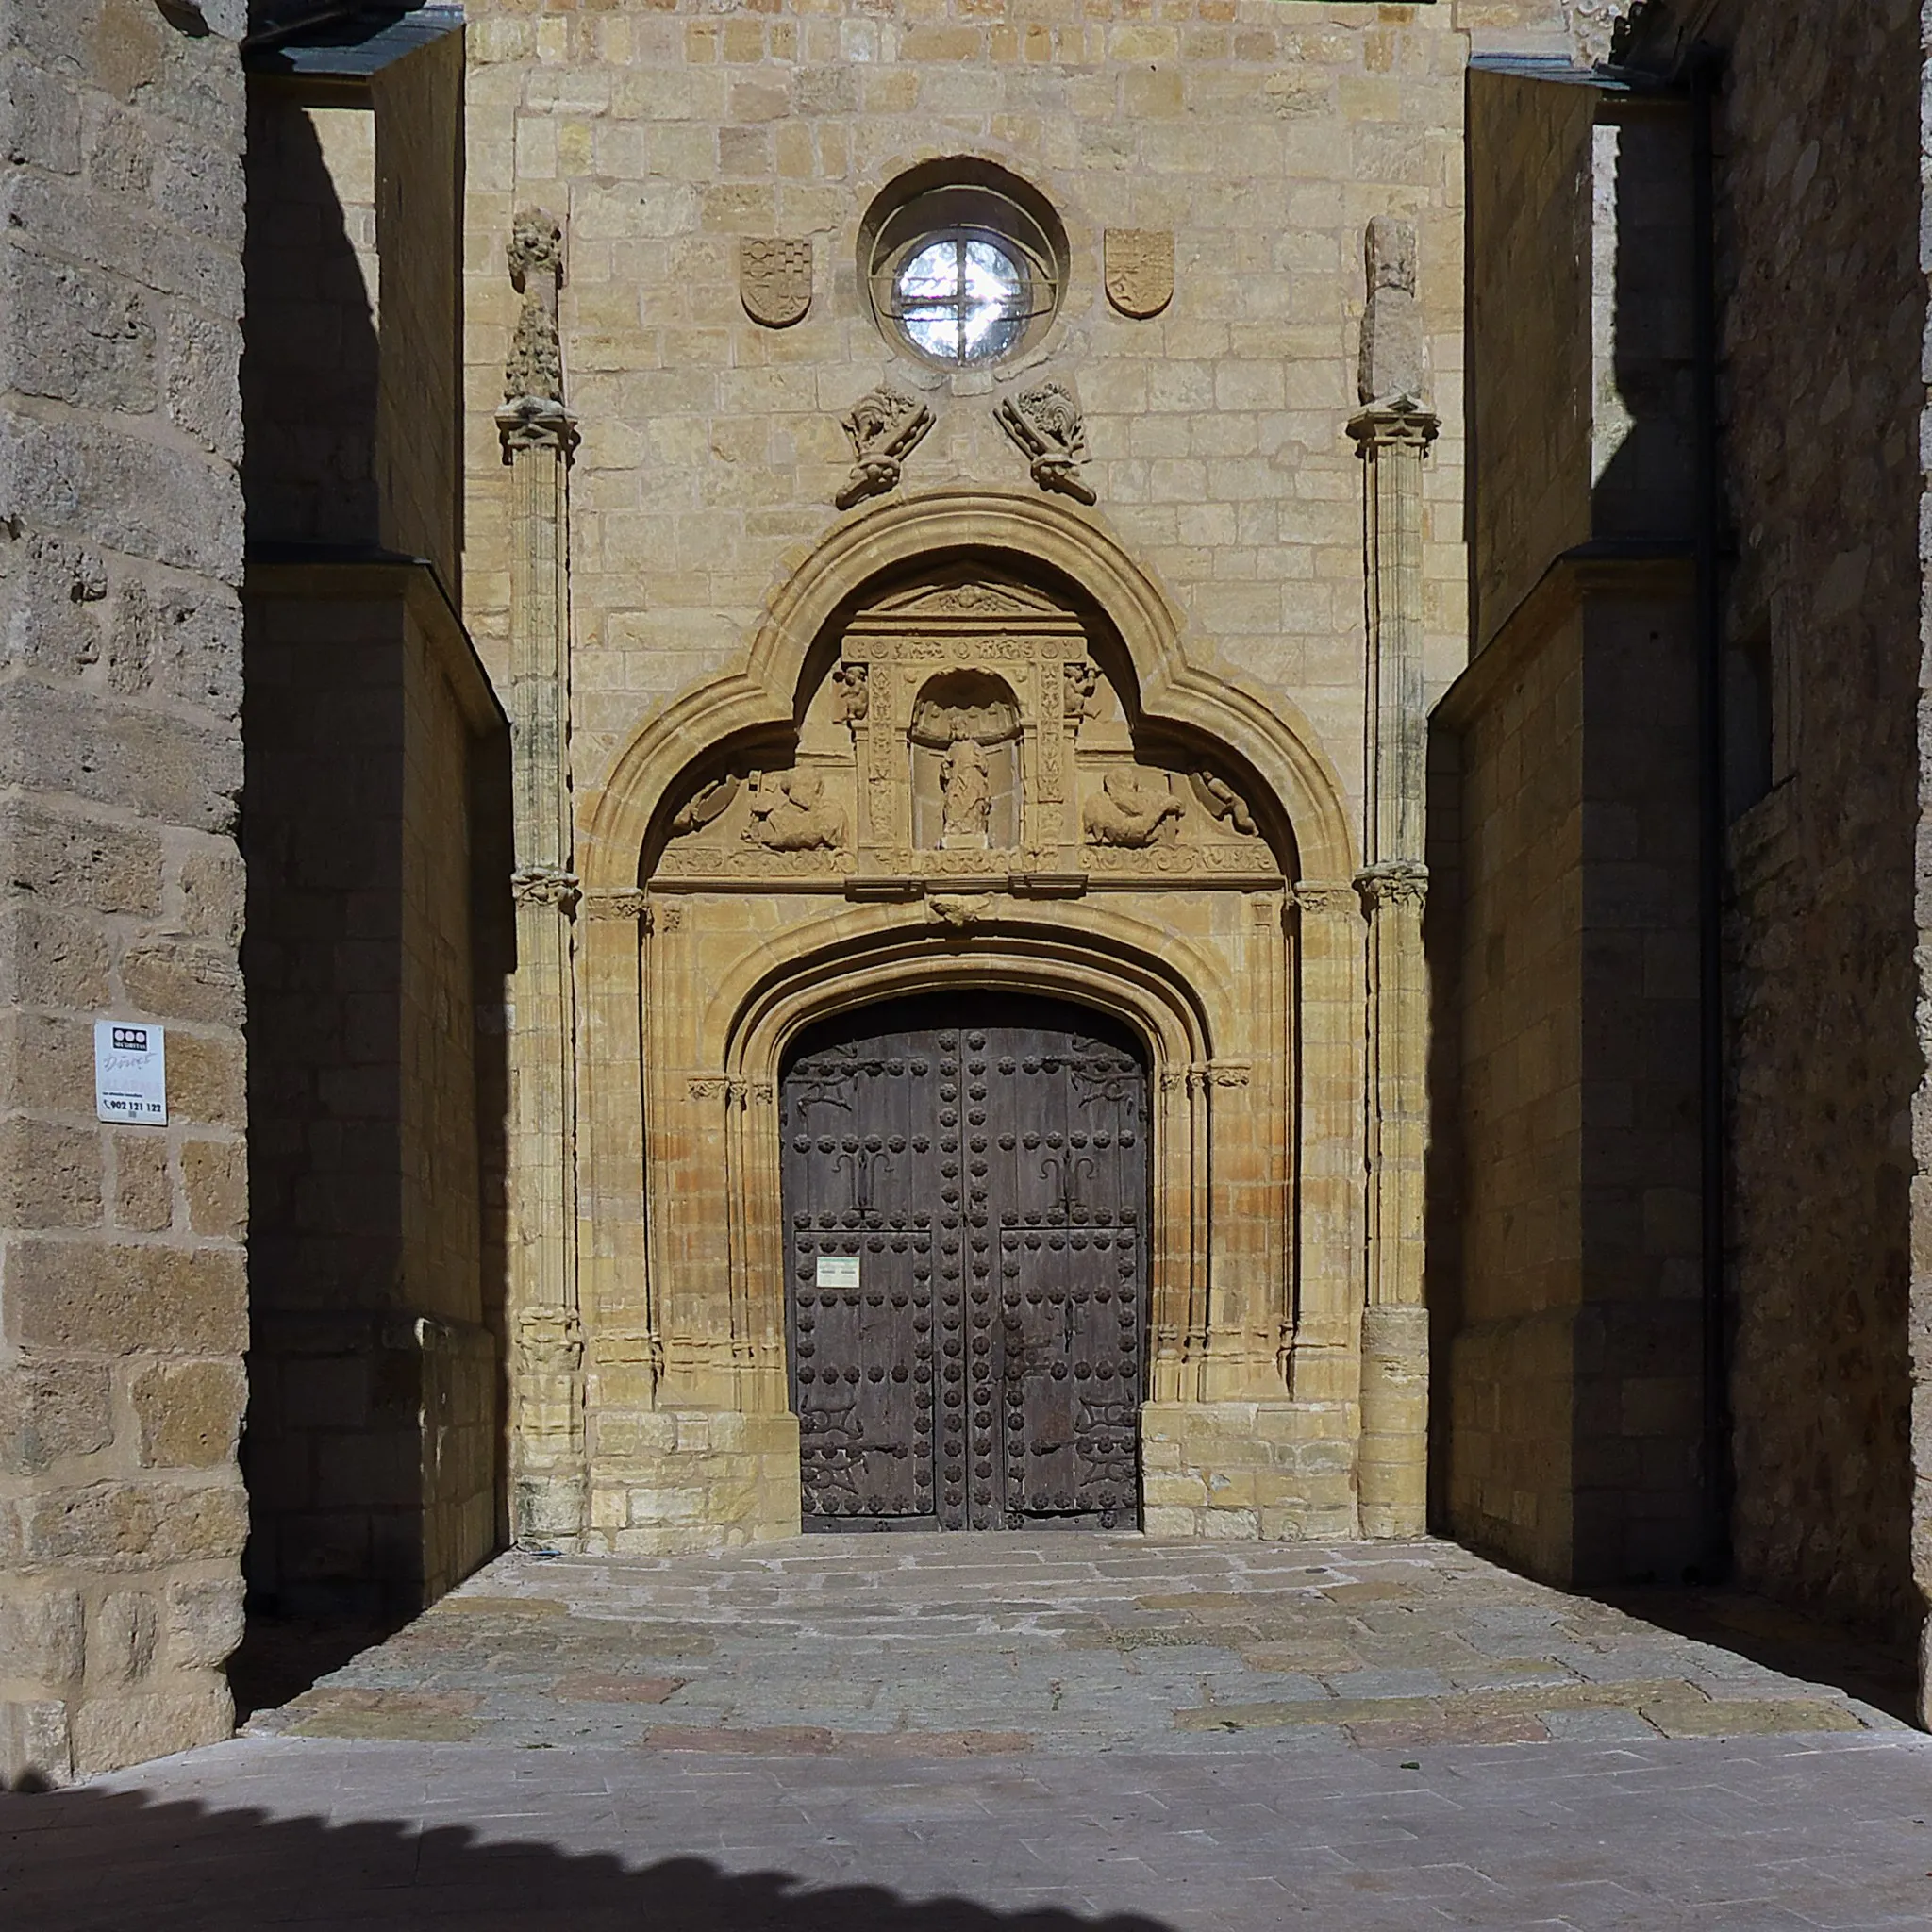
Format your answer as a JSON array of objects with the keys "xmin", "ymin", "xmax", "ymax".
[
  {"xmin": 746, "ymin": 771, "xmax": 846, "ymax": 852},
  {"xmin": 995, "ymin": 381, "xmax": 1096, "ymax": 505},
  {"xmin": 740, "ymin": 236, "xmax": 813, "ymax": 328},
  {"xmin": 1085, "ymin": 771, "xmax": 1184, "ymax": 848},
  {"xmin": 836, "ymin": 384, "xmax": 933, "ymax": 509}
]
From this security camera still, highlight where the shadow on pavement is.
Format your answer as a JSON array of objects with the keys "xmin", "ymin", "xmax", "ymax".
[
  {"xmin": 1591, "ymin": 1585, "xmax": 1920, "ymax": 1727},
  {"xmin": 225, "ymin": 1614, "xmax": 409, "ymax": 1723},
  {"xmin": 0, "ymin": 1784, "xmax": 1177, "ymax": 1932}
]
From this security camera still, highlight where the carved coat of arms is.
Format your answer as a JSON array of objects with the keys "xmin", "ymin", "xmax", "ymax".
[
  {"xmin": 740, "ymin": 237, "xmax": 813, "ymax": 327},
  {"xmin": 1103, "ymin": 229, "xmax": 1174, "ymax": 319}
]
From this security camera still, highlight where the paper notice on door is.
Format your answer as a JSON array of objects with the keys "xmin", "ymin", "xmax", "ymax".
[{"xmin": 815, "ymin": 1255, "xmax": 861, "ymax": 1289}]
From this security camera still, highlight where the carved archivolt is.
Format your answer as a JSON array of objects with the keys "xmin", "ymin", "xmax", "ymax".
[{"xmin": 579, "ymin": 491, "xmax": 1357, "ymax": 893}]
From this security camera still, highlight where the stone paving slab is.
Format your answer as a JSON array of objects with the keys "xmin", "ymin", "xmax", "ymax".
[
  {"xmin": 242, "ymin": 1534, "xmax": 1905, "ymax": 1754},
  {"xmin": 7, "ymin": 1533, "xmax": 1925, "ymax": 1930},
  {"xmin": 7, "ymin": 1730, "xmax": 1932, "ymax": 1929}
]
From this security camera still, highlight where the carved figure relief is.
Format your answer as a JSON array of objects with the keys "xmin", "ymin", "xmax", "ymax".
[
  {"xmin": 836, "ymin": 385, "xmax": 934, "ymax": 510},
  {"xmin": 740, "ymin": 236, "xmax": 812, "ymax": 328},
  {"xmin": 939, "ymin": 736, "xmax": 994, "ymax": 849},
  {"xmin": 1064, "ymin": 658, "xmax": 1104, "ymax": 722},
  {"xmin": 1358, "ymin": 216, "xmax": 1424, "ymax": 407},
  {"xmin": 995, "ymin": 381, "xmax": 1097, "ymax": 505},
  {"xmin": 672, "ymin": 774, "xmax": 740, "ymax": 836},
  {"xmin": 1085, "ymin": 770, "xmax": 1185, "ymax": 848},
  {"xmin": 1103, "ymin": 229, "xmax": 1174, "ymax": 320},
  {"xmin": 746, "ymin": 771, "xmax": 846, "ymax": 852},
  {"xmin": 831, "ymin": 660, "xmax": 870, "ymax": 723},
  {"xmin": 1189, "ymin": 769, "xmax": 1257, "ymax": 836}
]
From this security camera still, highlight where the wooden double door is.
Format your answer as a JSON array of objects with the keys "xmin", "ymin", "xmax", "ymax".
[{"xmin": 780, "ymin": 993, "xmax": 1149, "ymax": 1531}]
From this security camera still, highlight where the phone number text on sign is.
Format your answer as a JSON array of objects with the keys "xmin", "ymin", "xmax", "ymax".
[{"xmin": 94, "ymin": 1020, "xmax": 167, "ymax": 1125}]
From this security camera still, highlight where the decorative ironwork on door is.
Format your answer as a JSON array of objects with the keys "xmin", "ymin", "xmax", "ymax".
[{"xmin": 781, "ymin": 993, "xmax": 1149, "ymax": 1530}]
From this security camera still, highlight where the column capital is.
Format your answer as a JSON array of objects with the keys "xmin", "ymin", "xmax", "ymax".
[
  {"xmin": 1291, "ymin": 877, "xmax": 1368, "ymax": 922},
  {"xmin": 1347, "ymin": 398, "xmax": 1441, "ymax": 453},
  {"xmin": 497, "ymin": 395, "xmax": 578, "ymax": 458},
  {"xmin": 512, "ymin": 863, "xmax": 581, "ymax": 911},
  {"xmin": 1355, "ymin": 860, "xmax": 1429, "ymax": 913}
]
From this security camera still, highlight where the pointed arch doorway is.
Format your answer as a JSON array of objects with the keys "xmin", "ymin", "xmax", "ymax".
[{"xmin": 782, "ymin": 991, "xmax": 1148, "ymax": 1531}]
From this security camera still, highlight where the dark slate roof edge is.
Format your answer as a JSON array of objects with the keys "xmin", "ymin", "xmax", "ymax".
[
  {"xmin": 244, "ymin": 2, "xmax": 462, "ymax": 77},
  {"xmin": 1467, "ymin": 52, "xmax": 1683, "ymax": 96}
]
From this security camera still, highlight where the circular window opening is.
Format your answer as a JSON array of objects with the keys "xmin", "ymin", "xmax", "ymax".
[{"xmin": 861, "ymin": 161, "xmax": 1067, "ymax": 369}]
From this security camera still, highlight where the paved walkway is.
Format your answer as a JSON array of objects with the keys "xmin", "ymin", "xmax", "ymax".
[{"xmin": 6, "ymin": 1535, "xmax": 1932, "ymax": 1928}]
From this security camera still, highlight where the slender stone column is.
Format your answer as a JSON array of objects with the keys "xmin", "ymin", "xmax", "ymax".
[
  {"xmin": 495, "ymin": 210, "xmax": 587, "ymax": 1546},
  {"xmin": 1348, "ymin": 218, "xmax": 1439, "ymax": 1537}
]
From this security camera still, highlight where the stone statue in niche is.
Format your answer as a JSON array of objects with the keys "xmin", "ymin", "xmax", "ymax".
[
  {"xmin": 939, "ymin": 736, "xmax": 994, "ymax": 850},
  {"xmin": 746, "ymin": 771, "xmax": 845, "ymax": 852},
  {"xmin": 908, "ymin": 671, "xmax": 1022, "ymax": 852},
  {"xmin": 1085, "ymin": 771, "xmax": 1185, "ymax": 848}
]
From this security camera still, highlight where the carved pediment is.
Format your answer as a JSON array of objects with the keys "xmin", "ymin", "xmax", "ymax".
[{"xmin": 858, "ymin": 575, "xmax": 1072, "ymax": 623}]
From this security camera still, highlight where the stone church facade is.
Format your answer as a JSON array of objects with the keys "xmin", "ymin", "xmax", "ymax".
[{"xmin": 5, "ymin": 0, "xmax": 1932, "ymax": 1783}]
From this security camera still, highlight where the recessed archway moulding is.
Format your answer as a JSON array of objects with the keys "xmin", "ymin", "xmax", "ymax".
[{"xmin": 568, "ymin": 490, "xmax": 1374, "ymax": 1555}]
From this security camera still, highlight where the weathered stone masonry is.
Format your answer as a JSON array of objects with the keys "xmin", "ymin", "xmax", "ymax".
[{"xmin": 1, "ymin": 0, "xmax": 249, "ymax": 1785}]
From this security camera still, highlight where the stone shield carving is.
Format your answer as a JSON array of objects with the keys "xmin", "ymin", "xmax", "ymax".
[
  {"xmin": 1104, "ymin": 229, "xmax": 1174, "ymax": 319},
  {"xmin": 740, "ymin": 237, "xmax": 812, "ymax": 328}
]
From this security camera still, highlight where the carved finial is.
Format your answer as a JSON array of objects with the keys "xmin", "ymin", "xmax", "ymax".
[
  {"xmin": 995, "ymin": 380, "xmax": 1096, "ymax": 505},
  {"xmin": 508, "ymin": 210, "xmax": 564, "ymax": 294},
  {"xmin": 836, "ymin": 385, "xmax": 933, "ymax": 509},
  {"xmin": 1562, "ymin": 0, "xmax": 1647, "ymax": 66},
  {"xmin": 499, "ymin": 209, "xmax": 574, "ymax": 457},
  {"xmin": 1357, "ymin": 217, "xmax": 1423, "ymax": 408}
]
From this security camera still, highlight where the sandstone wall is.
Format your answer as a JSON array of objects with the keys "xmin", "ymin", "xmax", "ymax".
[
  {"xmin": 0, "ymin": 0, "xmax": 248, "ymax": 1785},
  {"xmin": 1683, "ymin": 0, "xmax": 1926, "ymax": 1642},
  {"xmin": 1441, "ymin": 61, "xmax": 1704, "ymax": 1586},
  {"xmin": 242, "ymin": 92, "xmax": 381, "ymax": 550},
  {"xmin": 242, "ymin": 32, "xmax": 501, "ymax": 1622},
  {"xmin": 372, "ymin": 29, "xmax": 464, "ymax": 591},
  {"xmin": 461, "ymin": 0, "xmax": 1479, "ymax": 821},
  {"xmin": 242, "ymin": 567, "xmax": 504, "ymax": 1619}
]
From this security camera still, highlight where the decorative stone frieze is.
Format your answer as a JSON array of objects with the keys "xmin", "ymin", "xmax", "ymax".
[{"xmin": 995, "ymin": 381, "xmax": 1097, "ymax": 505}]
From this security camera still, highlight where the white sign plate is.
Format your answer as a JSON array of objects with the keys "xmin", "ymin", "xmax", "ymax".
[
  {"xmin": 815, "ymin": 1255, "xmax": 860, "ymax": 1289},
  {"xmin": 95, "ymin": 1021, "xmax": 167, "ymax": 1125}
]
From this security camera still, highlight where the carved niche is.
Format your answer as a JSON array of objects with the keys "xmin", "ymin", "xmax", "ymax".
[{"xmin": 908, "ymin": 671, "xmax": 1021, "ymax": 852}]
